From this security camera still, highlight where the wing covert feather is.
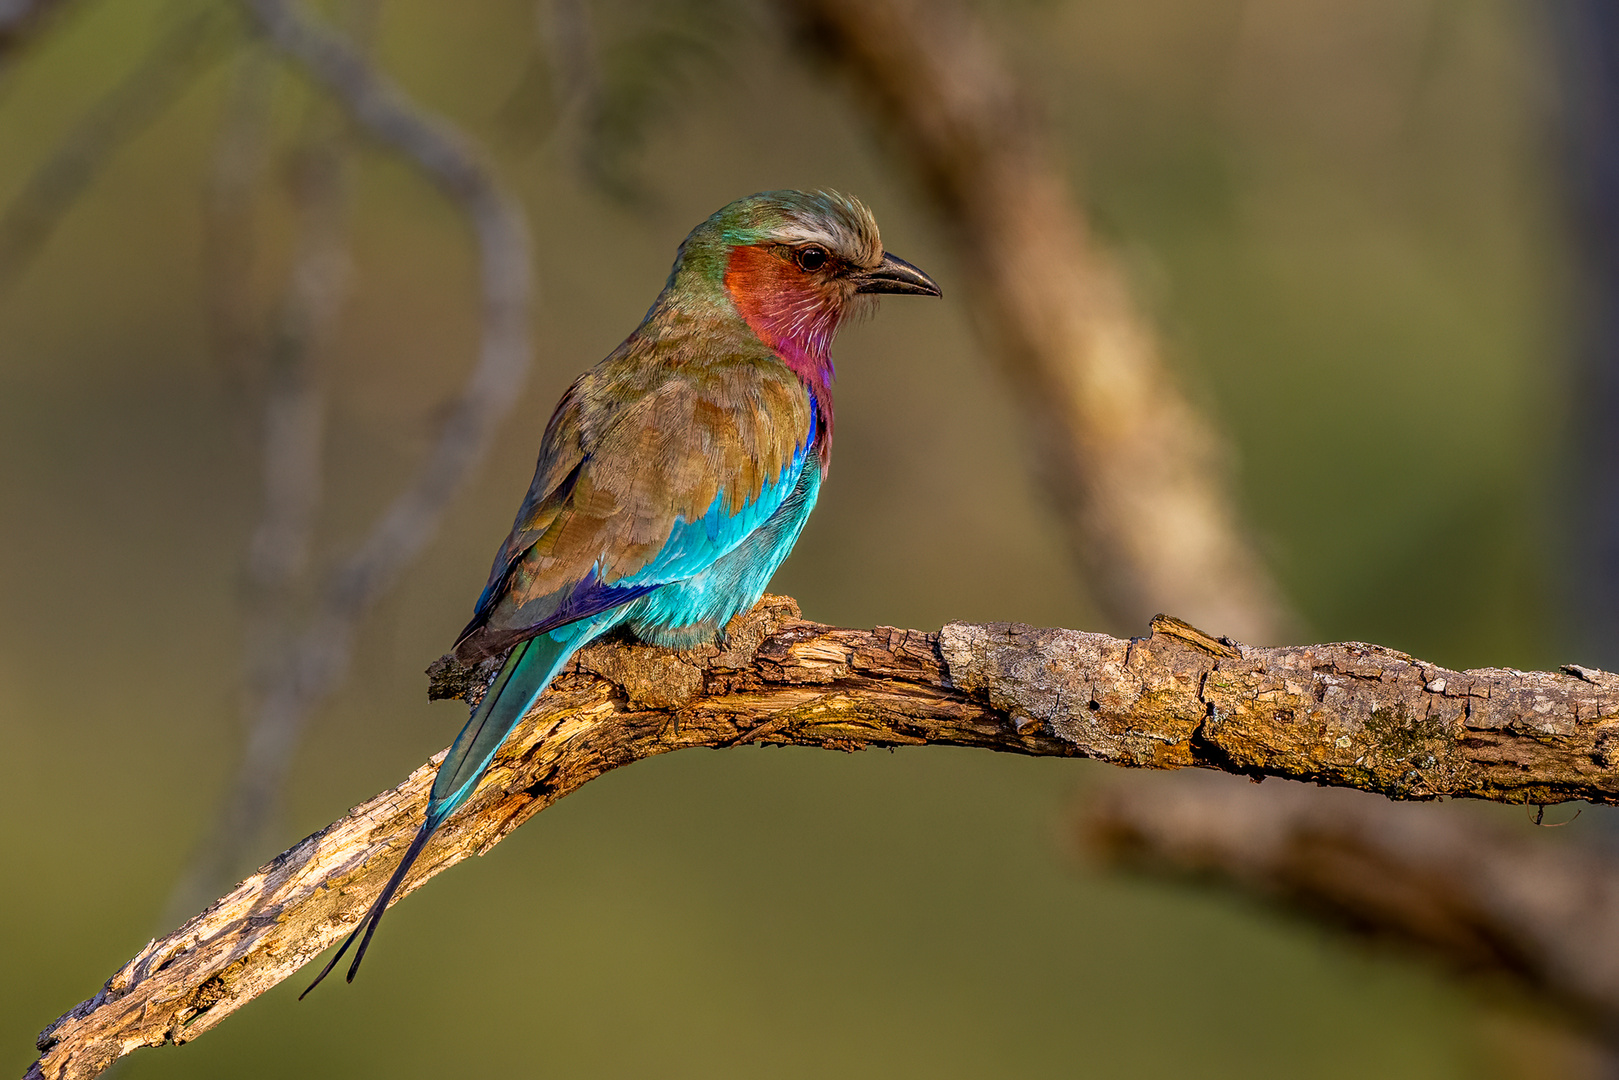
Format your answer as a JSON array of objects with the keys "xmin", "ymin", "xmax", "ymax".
[{"xmin": 459, "ymin": 354, "xmax": 814, "ymax": 657}]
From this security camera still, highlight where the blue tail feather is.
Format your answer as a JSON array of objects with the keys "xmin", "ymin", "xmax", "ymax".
[
  {"xmin": 428, "ymin": 627, "xmax": 585, "ymax": 819},
  {"xmin": 300, "ymin": 627, "xmax": 588, "ymax": 996}
]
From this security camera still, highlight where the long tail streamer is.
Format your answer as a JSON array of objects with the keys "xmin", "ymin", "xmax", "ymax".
[{"xmin": 301, "ymin": 629, "xmax": 584, "ymax": 996}]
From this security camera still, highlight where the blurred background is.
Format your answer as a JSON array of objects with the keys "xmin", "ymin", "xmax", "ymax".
[{"xmin": 0, "ymin": 0, "xmax": 1600, "ymax": 1076}]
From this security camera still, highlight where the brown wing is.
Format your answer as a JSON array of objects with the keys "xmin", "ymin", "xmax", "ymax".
[{"xmin": 454, "ymin": 346, "xmax": 811, "ymax": 661}]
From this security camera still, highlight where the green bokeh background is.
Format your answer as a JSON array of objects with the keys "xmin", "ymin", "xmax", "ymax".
[{"xmin": 0, "ymin": 0, "xmax": 1580, "ymax": 1075}]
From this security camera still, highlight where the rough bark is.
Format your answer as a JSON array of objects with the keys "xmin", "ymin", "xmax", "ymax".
[
  {"xmin": 787, "ymin": 0, "xmax": 1294, "ymax": 642},
  {"xmin": 28, "ymin": 596, "xmax": 1619, "ymax": 1079},
  {"xmin": 1082, "ymin": 773, "xmax": 1619, "ymax": 1042}
]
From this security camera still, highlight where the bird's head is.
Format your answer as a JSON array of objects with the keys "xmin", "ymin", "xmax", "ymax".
[{"xmin": 665, "ymin": 190, "xmax": 940, "ymax": 374}]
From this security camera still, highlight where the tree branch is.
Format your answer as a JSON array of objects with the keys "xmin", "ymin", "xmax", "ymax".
[
  {"xmin": 1081, "ymin": 773, "xmax": 1619, "ymax": 1043},
  {"xmin": 28, "ymin": 596, "xmax": 1619, "ymax": 1079}
]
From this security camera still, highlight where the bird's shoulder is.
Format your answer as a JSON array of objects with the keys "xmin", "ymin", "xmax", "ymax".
[
  {"xmin": 465, "ymin": 324, "xmax": 816, "ymax": 644},
  {"xmin": 570, "ymin": 325, "xmax": 816, "ymax": 494}
]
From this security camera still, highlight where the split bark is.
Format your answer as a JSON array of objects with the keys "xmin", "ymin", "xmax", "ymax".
[{"xmin": 28, "ymin": 596, "xmax": 1619, "ymax": 1079}]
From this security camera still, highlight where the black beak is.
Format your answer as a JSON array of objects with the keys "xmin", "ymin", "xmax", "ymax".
[{"xmin": 852, "ymin": 252, "xmax": 942, "ymax": 297}]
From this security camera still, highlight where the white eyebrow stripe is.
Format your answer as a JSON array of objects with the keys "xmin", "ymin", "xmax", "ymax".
[
  {"xmin": 774, "ymin": 222, "xmax": 846, "ymax": 247},
  {"xmin": 769, "ymin": 218, "xmax": 883, "ymax": 268}
]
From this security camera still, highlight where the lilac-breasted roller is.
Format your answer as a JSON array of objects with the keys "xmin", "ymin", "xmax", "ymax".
[{"xmin": 302, "ymin": 190, "xmax": 940, "ymax": 994}]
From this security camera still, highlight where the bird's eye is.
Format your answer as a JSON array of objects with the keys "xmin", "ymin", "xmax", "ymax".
[{"xmin": 794, "ymin": 245, "xmax": 829, "ymax": 272}]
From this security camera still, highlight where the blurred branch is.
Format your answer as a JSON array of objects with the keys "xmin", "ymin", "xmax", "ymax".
[
  {"xmin": 164, "ymin": 12, "xmax": 370, "ymax": 924},
  {"xmin": 0, "ymin": 0, "xmax": 73, "ymax": 76},
  {"xmin": 31, "ymin": 596, "xmax": 1619, "ymax": 1078},
  {"xmin": 165, "ymin": 0, "xmax": 535, "ymax": 909},
  {"xmin": 239, "ymin": 0, "xmax": 533, "ymax": 620},
  {"xmin": 200, "ymin": 42, "xmax": 278, "ymax": 401},
  {"xmin": 787, "ymin": 0, "xmax": 1293, "ymax": 643},
  {"xmin": 527, "ymin": 0, "xmax": 744, "ymax": 203},
  {"xmin": 578, "ymin": 0, "xmax": 738, "ymax": 203},
  {"xmin": 0, "ymin": 6, "xmax": 232, "ymax": 300},
  {"xmin": 545, "ymin": 0, "xmax": 600, "ymax": 119},
  {"xmin": 493, "ymin": 0, "xmax": 610, "ymax": 168},
  {"xmin": 491, "ymin": 0, "xmax": 601, "ymax": 157},
  {"xmin": 1081, "ymin": 773, "xmax": 1619, "ymax": 1043},
  {"xmin": 0, "ymin": 0, "xmax": 63, "ymax": 43}
]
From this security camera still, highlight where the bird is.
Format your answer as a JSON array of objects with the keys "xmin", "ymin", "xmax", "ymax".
[{"xmin": 301, "ymin": 190, "xmax": 939, "ymax": 995}]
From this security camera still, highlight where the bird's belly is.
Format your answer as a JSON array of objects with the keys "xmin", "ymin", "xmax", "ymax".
[{"xmin": 622, "ymin": 462, "xmax": 822, "ymax": 648}]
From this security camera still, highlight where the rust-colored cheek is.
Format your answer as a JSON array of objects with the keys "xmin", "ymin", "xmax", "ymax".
[
  {"xmin": 722, "ymin": 244, "xmax": 840, "ymax": 467},
  {"xmin": 723, "ymin": 244, "xmax": 839, "ymax": 351},
  {"xmin": 723, "ymin": 245, "xmax": 794, "ymax": 344}
]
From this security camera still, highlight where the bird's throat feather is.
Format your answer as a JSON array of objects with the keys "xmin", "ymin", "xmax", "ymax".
[{"xmin": 723, "ymin": 245, "xmax": 839, "ymax": 460}]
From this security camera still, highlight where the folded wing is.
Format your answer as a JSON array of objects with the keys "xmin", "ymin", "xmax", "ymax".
[{"xmin": 455, "ymin": 355, "xmax": 814, "ymax": 661}]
